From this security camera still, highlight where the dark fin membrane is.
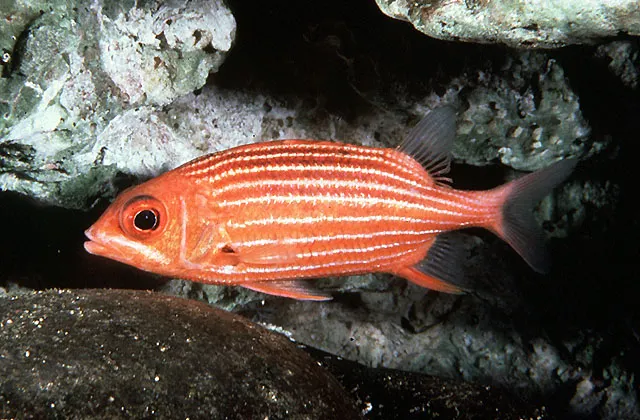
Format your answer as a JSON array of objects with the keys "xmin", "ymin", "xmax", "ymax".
[
  {"xmin": 499, "ymin": 158, "xmax": 577, "ymax": 273},
  {"xmin": 393, "ymin": 232, "xmax": 470, "ymax": 294},
  {"xmin": 398, "ymin": 106, "xmax": 457, "ymax": 184},
  {"xmin": 242, "ymin": 280, "xmax": 333, "ymax": 301}
]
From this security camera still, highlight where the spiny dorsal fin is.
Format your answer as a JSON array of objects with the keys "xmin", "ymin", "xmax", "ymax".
[{"xmin": 398, "ymin": 106, "xmax": 457, "ymax": 184}]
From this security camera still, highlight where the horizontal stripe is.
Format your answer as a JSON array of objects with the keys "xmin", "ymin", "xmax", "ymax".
[
  {"xmin": 220, "ymin": 194, "xmax": 470, "ymax": 218},
  {"xmin": 182, "ymin": 142, "xmax": 429, "ymax": 187},
  {"xmin": 226, "ymin": 214, "xmax": 428, "ymax": 228},
  {"xmin": 251, "ymin": 237, "xmax": 425, "ymax": 260},
  {"xmin": 236, "ymin": 228, "xmax": 439, "ymax": 248},
  {"xmin": 212, "ymin": 178, "xmax": 427, "ymax": 200},
  {"xmin": 203, "ymin": 247, "xmax": 419, "ymax": 277},
  {"xmin": 205, "ymin": 162, "xmax": 424, "ymax": 191},
  {"xmin": 181, "ymin": 142, "xmax": 397, "ymax": 175},
  {"xmin": 185, "ymin": 148, "xmax": 396, "ymax": 176},
  {"xmin": 212, "ymin": 178, "xmax": 482, "ymax": 216}
]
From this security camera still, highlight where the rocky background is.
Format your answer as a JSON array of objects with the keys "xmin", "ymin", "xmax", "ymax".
[{"xmin": 1, "ymin": 0, "xmax": 639, "ymax": 418}]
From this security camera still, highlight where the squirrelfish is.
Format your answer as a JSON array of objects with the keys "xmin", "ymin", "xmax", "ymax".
[{"xmin": 84, "ymin": 107, "xmax": 576, "ymax": 300}]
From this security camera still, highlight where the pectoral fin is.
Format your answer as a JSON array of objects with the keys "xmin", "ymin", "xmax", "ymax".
[
  {"xmin": 242, "ymin": 280, "xmax": 333, "ymax": 301},
  {"xmin": 188, "ymin": 222, "xmax": 218, "ymax": 262},
  {"xmin": 179, "ymin": 220, "xmax": 242, "ymax": 269},
  {"xmin": 180, "ymin": 195, "xmax": 241, "ymax": 267}
]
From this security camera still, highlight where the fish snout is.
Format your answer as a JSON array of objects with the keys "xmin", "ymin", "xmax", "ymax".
[
  {"xmin": 84, "ymin": 226, "xmax": 108, "ymax": 256},
  {"xmin": 84, "ymin": 226, "xmax": 95, "ymax": 241}
]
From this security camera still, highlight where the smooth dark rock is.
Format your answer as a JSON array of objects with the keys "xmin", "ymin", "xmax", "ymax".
[
  {"xmin": 305, "ymin": 347, "xmax": 552, "ymax": 420},
  {"xmin": 0, "ymin": 289, "xmax": 360, "ymax": 419}
]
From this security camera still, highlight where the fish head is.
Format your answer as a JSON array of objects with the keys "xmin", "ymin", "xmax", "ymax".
[{"xmin": 84, "ymin": 173, "xmax": 190, "ymax": 275}]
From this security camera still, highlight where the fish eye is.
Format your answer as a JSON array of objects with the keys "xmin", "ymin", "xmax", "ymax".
[
  {"xmin": 120, "ymin": 195, "xmax": 167, "ymax": 239},
  {"xmin": 134, "ymin": 209, "xmax": 159, "ymax": 231}
]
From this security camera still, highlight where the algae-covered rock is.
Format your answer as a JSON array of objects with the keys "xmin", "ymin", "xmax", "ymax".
[
  {"xmin": 97, "ymin": 0, "xmax": 235, "ymax": 106},
  {"xmin": 375, "ymin": 0, "xmax": 640, "ymax": 48},
  {"xmin": 0, "ymin": 0, "xmax": 236, "ymax": 208},
  {"xmin": 452, "ymin": 52, "xmax": 593, "ymax": 170},
  {"xmin": 597, "ymin": 40, "xmax": 640, "ymax": 89}
]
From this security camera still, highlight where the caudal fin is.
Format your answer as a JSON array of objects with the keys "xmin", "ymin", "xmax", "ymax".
[{"xmin": 494, "ymin": 158, "xmax": 577, "ymax": 273}]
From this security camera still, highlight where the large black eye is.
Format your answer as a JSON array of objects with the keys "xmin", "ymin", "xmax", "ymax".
[{"xmin": 133, "ymin": 209, "xmax": 159, "ymax": 231}]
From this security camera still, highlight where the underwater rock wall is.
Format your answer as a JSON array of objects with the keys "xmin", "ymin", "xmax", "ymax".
[
  {"xmin": 1, "ymin": 0, "xmax": 638, "ymax": 418},
  {"xmin": 0, "ymin": 0, "xmax": 236, "ymax": 207},
  {"xmin": 376, "ymin": 0, "xmax": 640, "ymax": 48}
]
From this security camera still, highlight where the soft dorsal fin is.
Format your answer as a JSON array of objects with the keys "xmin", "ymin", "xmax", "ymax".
[{"xmin": 398, "ymin": 106, "xmax": 457, "ymax": 183}]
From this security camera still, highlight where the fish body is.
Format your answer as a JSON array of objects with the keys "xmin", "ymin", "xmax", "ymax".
[{"xmin": 85, "ymin": 107, "xmax": 576, "ymax": 300}]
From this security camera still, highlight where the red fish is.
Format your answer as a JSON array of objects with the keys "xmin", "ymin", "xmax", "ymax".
[{"xmin": 84, "ymin": 107, "xmax": 576, "ymax": 300}]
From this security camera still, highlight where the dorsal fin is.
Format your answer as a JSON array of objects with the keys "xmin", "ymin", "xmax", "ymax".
[{"xmin": 398, "ymin": 106, "xmax": 457, "ymax": 184}]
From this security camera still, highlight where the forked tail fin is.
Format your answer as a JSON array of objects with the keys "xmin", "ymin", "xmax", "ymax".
[{"xmin": 492, "ymin": 158, "xmax": 577, "ymax": 273}]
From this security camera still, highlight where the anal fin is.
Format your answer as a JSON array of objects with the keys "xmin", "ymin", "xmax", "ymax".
[
  {"xmin": 242, "ymin": 280, "xmax": 333, "ymax": 301},
  {"xmin": 393, "ymin": 266, "xmax": 464, "ymax": 294},
  {"xmin": 392, "ymin": 232, "xmax": 470, "ymax": 294}
]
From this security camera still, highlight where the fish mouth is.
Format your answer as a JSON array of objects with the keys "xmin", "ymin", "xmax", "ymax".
[
  {"xmin": 84, "ymin": 228, "xmax": 106, "ymax": 256},
  {"xmin": 84, "ymin": 238, "xmax": 109, "ymax": 256},
  {"xmin": 84, "ymin": 228, "xmax": 139, "ymax": 266},
  {"xmin": 84, "ymin": 228, "xmax": 118, "ymax": 259}
]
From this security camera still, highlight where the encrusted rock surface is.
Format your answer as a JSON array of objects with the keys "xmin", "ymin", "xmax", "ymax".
[
  {"xmin": 0, "ymin": 0, "xmax": 236, "ymax": 207},
  {"xmin": 375, "ymin": 0, "xmax": 640, "ymax": 48}
]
